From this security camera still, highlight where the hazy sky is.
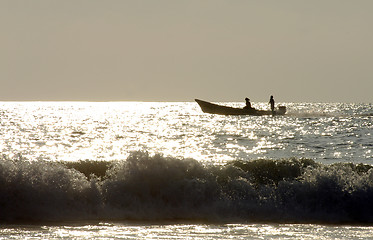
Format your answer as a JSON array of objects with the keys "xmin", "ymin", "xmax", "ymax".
[{"xmin": 1, "ymin": 1, "xmax": 372, "ymax": 102}]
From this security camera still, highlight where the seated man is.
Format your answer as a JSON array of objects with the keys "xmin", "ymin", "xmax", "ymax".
[{"xmin": 243, "ymin": 97, "xmax": 252, "ymax": 110}]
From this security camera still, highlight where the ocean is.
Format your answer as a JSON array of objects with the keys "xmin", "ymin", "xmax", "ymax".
[{"xmin": 0, "ymin": 101, "xmax": 372, "ymax": 239}]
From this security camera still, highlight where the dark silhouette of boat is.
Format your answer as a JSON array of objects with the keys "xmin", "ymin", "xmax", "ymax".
[{"xmin": 195, "ymin": 99, "xmax": 286, "ymax": 116}]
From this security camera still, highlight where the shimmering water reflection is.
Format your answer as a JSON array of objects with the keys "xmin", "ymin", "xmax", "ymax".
[
  {"xmin": 2, "ymin": 223, "xmax": 373, "ymax": 239},
  {"xmin": 0, "ymin": 102, "xmax": 372, "ymax": 164}
]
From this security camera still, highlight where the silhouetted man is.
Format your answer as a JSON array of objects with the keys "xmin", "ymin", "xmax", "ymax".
[
  {"xmin": 244, "ymin": 97, "xmax": 251, "ymax": 109},
  {"xmin": 269, "ymin": 95, "xmax": 275, "ymax": 112}
]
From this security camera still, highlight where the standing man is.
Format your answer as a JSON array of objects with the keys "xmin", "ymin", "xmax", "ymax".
[{"xmin": 269, "ymin": 95, "xmax": 275, "ymax": 112}]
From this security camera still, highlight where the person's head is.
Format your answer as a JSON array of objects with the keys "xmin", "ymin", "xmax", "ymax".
[
  {"xmin": 245, "ymin": 98, "xmax": 249, "ymax": 101},
  {"xmin": 270, "ymin": 95, "xmax": 273, "ymax": 99}
]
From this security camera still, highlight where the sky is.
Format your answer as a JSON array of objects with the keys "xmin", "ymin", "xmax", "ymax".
[{"xmin": 1, "ymin": 1, "xmax": 372, "ymax": 103}]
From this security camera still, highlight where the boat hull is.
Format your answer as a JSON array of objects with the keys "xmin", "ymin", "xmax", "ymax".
[{"xmin": 195, "ymin": 99, "xmax": 286, "ymax": 116}]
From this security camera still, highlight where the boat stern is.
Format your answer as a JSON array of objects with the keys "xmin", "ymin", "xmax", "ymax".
[{"xmin": 277, "ymin": 106, "xmax": 286, "ymax": 115}]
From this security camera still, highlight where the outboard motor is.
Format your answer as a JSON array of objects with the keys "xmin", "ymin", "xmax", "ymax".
[{"xmin": 278, "ymin": 106, "xmax": 286, "ymax": 115}]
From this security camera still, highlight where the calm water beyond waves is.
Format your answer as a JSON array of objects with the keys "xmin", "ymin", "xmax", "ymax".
[{"xmin": 1, "ymin": 101, "xmax": 372, "ymax": 164}]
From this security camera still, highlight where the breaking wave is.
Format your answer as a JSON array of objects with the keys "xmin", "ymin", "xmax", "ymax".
[{"xmin": 1, "ymin": 151, "xmax": 373, "ymax": 224}]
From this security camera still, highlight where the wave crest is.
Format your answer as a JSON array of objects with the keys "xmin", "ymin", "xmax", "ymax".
[{"xmin": 1, "ymin": 152, "xmax": 373, "ymax": 224}]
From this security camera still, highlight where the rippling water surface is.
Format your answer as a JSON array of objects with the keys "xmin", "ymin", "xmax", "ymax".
[
  {"xmin": 1, "ymin": 102, "xmax": 372, "ymax": 163},
  {"xmin": 0, "ymin": 101, "xmax": 372, "ymax": 239},
  {"xmin": 2, "ymin": 223, "xmax": 373, "ymax": 240}
]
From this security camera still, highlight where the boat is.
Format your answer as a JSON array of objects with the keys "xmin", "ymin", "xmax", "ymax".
[{"xmin": 195, "ymin": 99, "xmax": 286, "ymax": 116}]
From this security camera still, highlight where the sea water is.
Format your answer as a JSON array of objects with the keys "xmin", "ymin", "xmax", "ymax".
[{"xmin": 0, "ymin": 101, "xmax": 372, "ymax": 239}]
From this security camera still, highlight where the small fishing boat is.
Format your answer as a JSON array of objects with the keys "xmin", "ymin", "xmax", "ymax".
[{"xmin": 195, "ymin": 99, "xmax": 286, "ymax": 116}]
